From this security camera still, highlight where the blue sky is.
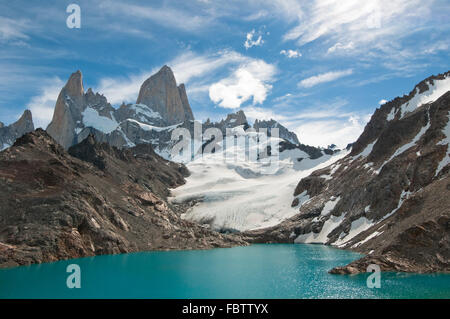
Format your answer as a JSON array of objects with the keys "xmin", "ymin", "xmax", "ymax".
[{"xmin": 0, "ymin": 0, "xmax": 449, "ymax": 147}]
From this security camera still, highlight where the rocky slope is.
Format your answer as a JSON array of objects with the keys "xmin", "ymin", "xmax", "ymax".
[
  {"xmin": 245, "ymin": 71, "xmax": 450, "ymax": 273},
  {"xmin": 0, "ymin": 129, "xmax": 246, "ymax": 268},
  {"xmin": 0, "ymin": 110, "xmax": 34, "ymax": 150}
]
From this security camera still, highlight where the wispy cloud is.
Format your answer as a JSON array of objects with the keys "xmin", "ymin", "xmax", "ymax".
[
  {"xmin": 282, "ymin": 0, "xmax": 425, "ymax": 47},
  {"xmin": 298, "ymin": 69, "xmax": 353, "ymax": 88},
  {"xmin": 0, "ymin": 16, "xmax": 29, "ymax": 43},
  {"xmin": 327, "ymin": 42, "xmax": 355, "ymax": 54},
  {"xmin": 99, "ymin": 0, "xmax": 214, "ymax": 33},
  {"xmin": 277, "ymin": 0, "xmax": 448, "ymax": 73}
]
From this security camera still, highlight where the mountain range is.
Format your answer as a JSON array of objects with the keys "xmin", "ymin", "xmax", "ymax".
[
  {"xmin": 43, "ymin": 66, "xmax": 328, "ymax": 160},
  {"xmin": 0, "ymin": 67, "xmax": 448, "ymax": 273}
]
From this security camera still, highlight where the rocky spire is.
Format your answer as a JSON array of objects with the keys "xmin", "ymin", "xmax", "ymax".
[
  {"xmin": 47, "ymin": 70, "xmax": 86, "ymax": 149},
  {"xmin": 11, "ymin": 110, "xmax": 34, "ymax": 133},
  {"xmin": 136, "ymin": 65, "xmax": 195, "ymax": 125},
  {"xmin": 65, "ymin": 70, "xmax": 84, "ymax": 98}
]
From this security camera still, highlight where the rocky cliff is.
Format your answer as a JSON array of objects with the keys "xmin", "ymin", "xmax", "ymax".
[
  {"xmin": 0, "ymin": 110, "xmax": 34, "ymax": 150},
  {"xmin": 245, "ymin": 71, "xmax": 450, "ymax": 273},
  {"xmin": 0, "ymin": 129, "xmax": 247, "ymax": 268}
]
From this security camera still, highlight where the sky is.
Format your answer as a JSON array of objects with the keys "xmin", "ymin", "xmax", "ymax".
[{"xmin": 0, "ymin": 0, "xmax": 449, "ymax": 148}]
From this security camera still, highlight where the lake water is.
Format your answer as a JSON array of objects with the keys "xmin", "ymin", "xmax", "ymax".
[{"xmin": 0, "ymin": 244, "xmax": 449, "ymax": 299}]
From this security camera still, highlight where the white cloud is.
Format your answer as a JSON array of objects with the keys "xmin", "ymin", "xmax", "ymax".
[
  {"xmin": 298, "ymin": 69, "xmax": 353, "ymax": 88},
  {"xmin": 244, "ymin": 29, "xmax": 264, "ymax": 49},
  {"xmin": 327, "ymin": 42, "xmax": 355, "ymax": 54},
  {"xmin": 170, "ymin": 50, "xmax": 248, "ymax": 84},
  {"xmin": 209, "ymin": 60, "xmax": 277, "ymax": 109},
  {"xmin": 26, "ymin": 77, "xmax": 64, "ymax": 129},
  {"xmin": 95, "ymin": 73, "xmax": 150, "ymax": 105},
  {"xmin": 379, "ymin": 99, "xmax": 388, "ymax": 105},
  {"xmin": 280, "ymin": 49, "xmax": 302, "ymax": 58}
]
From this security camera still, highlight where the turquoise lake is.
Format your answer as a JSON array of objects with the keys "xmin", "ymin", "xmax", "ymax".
[{"xmin": 0, "ymin": 244, "xmax": 449, "ymax": 299}]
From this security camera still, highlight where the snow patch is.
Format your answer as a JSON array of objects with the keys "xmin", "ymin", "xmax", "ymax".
[
  {"xmin": 126, "ymin": 119, "xmax": 180, "ymax": 132},
  {"xmin": 383, "ymin": 190, "xmax": 412, "ymax": 220},
  {"xmin": 352, "ymin": 231, "xmax": 383, "ymax": 248},
  {"xmin": 435, "ymin": 111, "xmax": 450, "ymax": 176},
  {"xmin": 386, "ymin": 107, "xmax": 396, "ymax": 121},
  {"xmin": 82, "ymin": 107, "xmax": 118, "ymax": 134},
  {"xmin": 353, "ymin": 139, "xmax": 377, "ymax": 160},
  {"xmin": 294, "ymin": 213, "xmax": 346, "ymax": 244},
  {"xmin": 321, "ymin": 196, "xmax": 340, "ymax": 216},
  {"xmin": 333, "ymin": 216, "xmax": 374, "ymax": 247},
  {"xmin": 130, "ymin": 104, "xmax": 162, "ymax": 122}
]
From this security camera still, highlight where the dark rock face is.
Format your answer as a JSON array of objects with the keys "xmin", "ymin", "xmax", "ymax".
[
  {"xmin": 0, "ymin": 110, "xmax": 34, "ymax": 150},
  {"xmin": 244, "ymin": 71, "xmax": 450, "ymax": 274},
  {"xmin": 0, "ymin": 129, "xmax": 247, "ymax": 268}
]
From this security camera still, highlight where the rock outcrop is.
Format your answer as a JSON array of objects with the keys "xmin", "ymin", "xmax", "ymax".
[
  {"xmin": 245, "ymin": 71, "xmax": 450, "ymax": 273},
  {"xmin": 0, "ymin": 129, "xmax": 247, "ymax": 268},
  {"xmin": 0, "ymin": 110, "xmax": 34, "ymax": 150}
]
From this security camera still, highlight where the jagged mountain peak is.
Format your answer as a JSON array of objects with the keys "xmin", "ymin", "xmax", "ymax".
[
  {"xmin": 222, "ymin": 110, "xmax": 248, "ymax": 126},
  {"xmin": 136, "ymin": 65, "xmax": 194, "ymax": 125},
  {"xmin": 253, "ymin": 118, "xmax": 300, "ymax": 145},
  {"xmin": 13, "ymin": 109, "xmax": 34, "ymax": 131},
  {"xmin": 0, "ymin": 109, "xmax": 35, "ymax": 150},
  {"xmin": 350, "ymin": 70, "xmax": 450, "ymax": 157}
]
